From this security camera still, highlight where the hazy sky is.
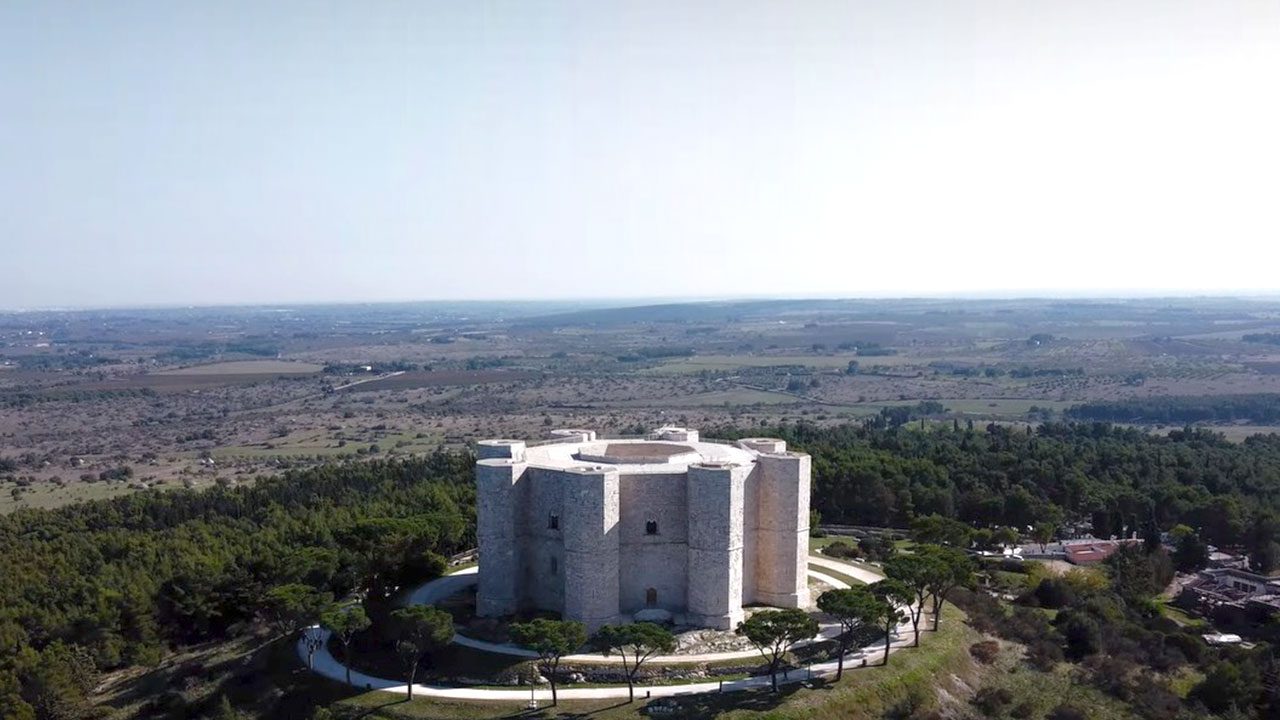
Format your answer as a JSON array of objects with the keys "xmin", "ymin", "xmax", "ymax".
[{"xmin": 2, "ymin": 1, "xmax": 1278, "ymax": 308}]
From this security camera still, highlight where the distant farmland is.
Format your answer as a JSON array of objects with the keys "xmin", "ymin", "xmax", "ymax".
[
  {"xmin": 341, "ymin": 369, "xmax": 538, "ymax": 392},
  {"xmin": 156, "ymin": 360, "xmax": 324, "ymax": 375}
]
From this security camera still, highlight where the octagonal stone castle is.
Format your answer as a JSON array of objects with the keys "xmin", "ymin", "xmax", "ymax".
[{"xmin": 475, "ymin": 427, "xmax": 810, "ymax": 631}]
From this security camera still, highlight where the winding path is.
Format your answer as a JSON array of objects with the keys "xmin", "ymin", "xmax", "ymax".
[{"xmin": 300, "ymin": 555, "xmax": 919, "ymax": 701}]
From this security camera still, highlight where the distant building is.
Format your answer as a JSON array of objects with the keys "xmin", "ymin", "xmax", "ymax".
[
  {"xmin": 1207, "ymin": 549, "xmax": 1248, "ymax": 570},
  {"xmin": 1063, "ymin": 539, "xmax": 1139, "ymax": 565},
  {"xmin": 1021, "ymin": 537, "xmax": 1140, "ymax": 565},
  {"xmin": 1177, "ymin": 568, "xmax": 1280, "ymax": 627},
  {"xmin": 1202, "ymin": 632, "xmax": 1243, "ymax": 646},
  {"xmin": 474, "ymin": 427, "xmax": 811, "ymax": 631}
]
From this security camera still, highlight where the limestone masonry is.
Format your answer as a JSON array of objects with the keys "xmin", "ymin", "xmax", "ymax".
[{"xmin": 475, "ymin": 427, "xmax": 810, "ymax": 631}]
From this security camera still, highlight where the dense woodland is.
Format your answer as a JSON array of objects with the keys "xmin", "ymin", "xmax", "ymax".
[
  {"xmin": 5, "ymin": 422, "xmax": 1280, "ymax": 718},
  {"xmin": 0, "ymin": 452, "xmax": 475, "ymax": 719},
  {"xmin": 959, "ymin": 544, "xmax": 1280, "ymax": 719},
  {"xmin": 1066, "ymin": 395, "xmax": 1280, "ymax": 425},
  {"xmin": 737, "ymin": 422, "xmax": 1280, "ymax": 569}
]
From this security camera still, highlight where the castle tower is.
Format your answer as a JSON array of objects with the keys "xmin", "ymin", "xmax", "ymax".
[
  {"xmin": 685, "ymin": 462, "xmax": 751, "ymax": 629},
  {"xmin": 752, "ymin": 449, "xmax": 811, "ymax": 609},
  {"xmin": 560, "ymin": 464, "xmax": 622, "ymax": 630},
  {"xmin": 475, "ymin": 443, "xmax": 527, "ymax": 617}
]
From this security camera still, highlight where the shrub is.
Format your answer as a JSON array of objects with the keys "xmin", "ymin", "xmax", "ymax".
[
  {"xmin": 1027, "ymin": 639, "xmax": 1064, "ymax": 670},
  {"xmin": 1086, "ymin": 655, "xmax": 1133, "ymax": 699},
  {"xmin": 884, "ymin": 683, "xmax": 931, "ymax": 719},
  {"xmin": 858, "ymin": 535, "xmax": 895, "ymax": 562},
  {"xmin": 1006, "ymin": 606, "xmax": 1057, "ymax": 644},
  {"xmin": 1056, "ymin": 611, "xmax": 1102, "ymax": 660},
  {"xmin": 1030, "ymin": 578, "xmax": 1077, "ymax": 609},
  {"xmin": 1061, "ymin": 568, "xmax": 1107, "ymax": 595},
  {"xmin": 973, "ymin": 686, "xmax": 1014, "ymax": 715},
  {"xmin": 1163, "ymin": 631, "xmax": 1205, "ymax": 663},
  {"xmin": 969, "ymin": 640, "xmax": 1000, "ymax": 665},
  {"xmin": 1047, "ymin": 706, "xmax": 1088, "ymax": 720},
  {"xmin": 950, "ymin": 587, "xmax": 1000, "ymax": 618},
  {"xmin": 1130, "ymin": 676, "xmax": 1182, "ymax": 720},
  {"xmin": 823, "ymin": 540, "xmax": 860, "ymax": 559},
  {"xmin": 999, "ymin": 557, "xmax": 1028, "ymax": 574}
]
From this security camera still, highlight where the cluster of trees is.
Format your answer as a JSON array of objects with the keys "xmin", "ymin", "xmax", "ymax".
[
  {"xmin": 13, "ymin": 352, "xmax": 113, "ymax": 372},
  {"xmin": 720, "ymin": 422, "xmax": 1280, "ymax": 570},
  {"xmin": 503, "ymin": 550, "xmax": 971, "ymax": 704},
  {"xmin": 838, "ymin": 341, "xmax": 895, "ymax": 356},
  {"xmin": 962, "ymin": 544, "xmax": 1280, "ymax": 718},
  {"xmin": 0, "ymin": 452, "xmax": 476, "ymax": 719},
  {"xmin": 909, "ymin": 514, "xmax": 1057, "ymax": 554},
  {"xmin": 930, "ymin": 364, "xmax": 1074, "ymax": 380},
  {"xmin": 866, "ymin": 401, "xmax": 947, "ymax": 430},
  {"xmin": 817, "ymin": 534, "xmax": 898, "ymax": 563},
  {"xmin": 809, "ymin": 544, "xmax": 972, "ymax": 687},
  {"xmin": 321, "ymin": 361, "xmax": 422, "ymax": 375},
  {"xmin": 1242, "ymin": 332, "xmax": 1280, "ymax": 346},
  {"xmin": 1009, "ymin": 366, "xmax": 1084, "ymax": 378},
  {"xmin": 1067, "ymin": 395, "xmax": 1280, "ymax": 425},
  {"xmin": 615, "ymin": 346, "xmax": 696, "ymax": 362},
  {"xmin": 153, "ymin": 340, "xmax": 280, "ymax": 362},
  {"xmin": 507, "ymin": 619, "xmax": 675, "ymax": 705},
  {"xmin": 0, "ymin": 387, "xmax": 158, "ymax": 409}
]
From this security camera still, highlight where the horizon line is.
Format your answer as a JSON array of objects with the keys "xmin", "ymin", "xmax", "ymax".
[{"xmin": 5, "ymin": 290, "xmax": 1280, "ymax": 314}]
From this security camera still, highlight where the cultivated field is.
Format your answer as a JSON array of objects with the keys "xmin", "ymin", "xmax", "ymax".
[
  {"xmin": 5, "ymin": 297, "xmax": 1280, "ymax": 512},
  {"xmin": 156, "ymin": 360, "xmax": 325, "ymax": 375}
]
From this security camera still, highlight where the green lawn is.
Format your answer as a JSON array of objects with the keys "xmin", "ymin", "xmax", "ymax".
[
  {"xmin": 808, "ymin": 564, "xmax": 864, "ymax": 588},
  {"xmin": 807, "ymin": 537, "xmax": 888, "ymax": 576},
  {"xmin": 1158, "ymin": 600, "xmax": 1209, "ymax": 629},
  {"xmin": 808, "ymin": 536, "xmax": 844, "ymax": 552}
]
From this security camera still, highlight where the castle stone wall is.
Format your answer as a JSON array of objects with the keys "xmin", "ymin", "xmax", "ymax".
[
  {"xmin": 560, "ymin": 466, "xmax": 621, "ymax": 630},
  {"xmin": 476, "ymin": 439, "xmax": 526, "ymax": 461},
  {"xmin": 753, "ymin": 452, "xmax": 811, "ymax": 608},
  {"xmin": 475, "ymin": 458, "xmax": 526, "ymax": 617},
  {"xmin": 474, "ymin": 429, "xmax": 808, "ymax": 630},
  {"xmin": 685, "ymin": 463, "xmax": 749, "ymax": 630},
  {"xmin": 521, "ymin": 468, "xmax": 566, "ymax": 612},
  {"xmin": 741, "ymin": 466, "xmax": 759, "ymax": 602},
  {"xmin": 617, "ymin": 471, "xmax": 688, "ymax": 613}
]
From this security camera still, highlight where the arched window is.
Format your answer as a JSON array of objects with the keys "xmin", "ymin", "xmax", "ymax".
[
  {"xmin": 645, "ymin": 588, "xmax": 657, "ymax": 607},
  {"xmin": 645, "ymin": 519, "xmax": 658, "ymax": 535},
  {"xmin": 550, "ymin": 557, "xmax": 558, "ymax": 575},
  {"xmin": 548, "ymin": 513, "xmax": 559, "ymax": 530}
]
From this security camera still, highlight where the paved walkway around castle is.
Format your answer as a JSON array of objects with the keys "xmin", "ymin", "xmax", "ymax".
[{"xmin": 300, "ymin": 555, "xmax": 920, "ymax": 702}]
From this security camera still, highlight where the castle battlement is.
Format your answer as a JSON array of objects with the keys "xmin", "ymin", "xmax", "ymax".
[{"xmin": 475, "ymin": 427, "xmax": 810, "ymax": 630}]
